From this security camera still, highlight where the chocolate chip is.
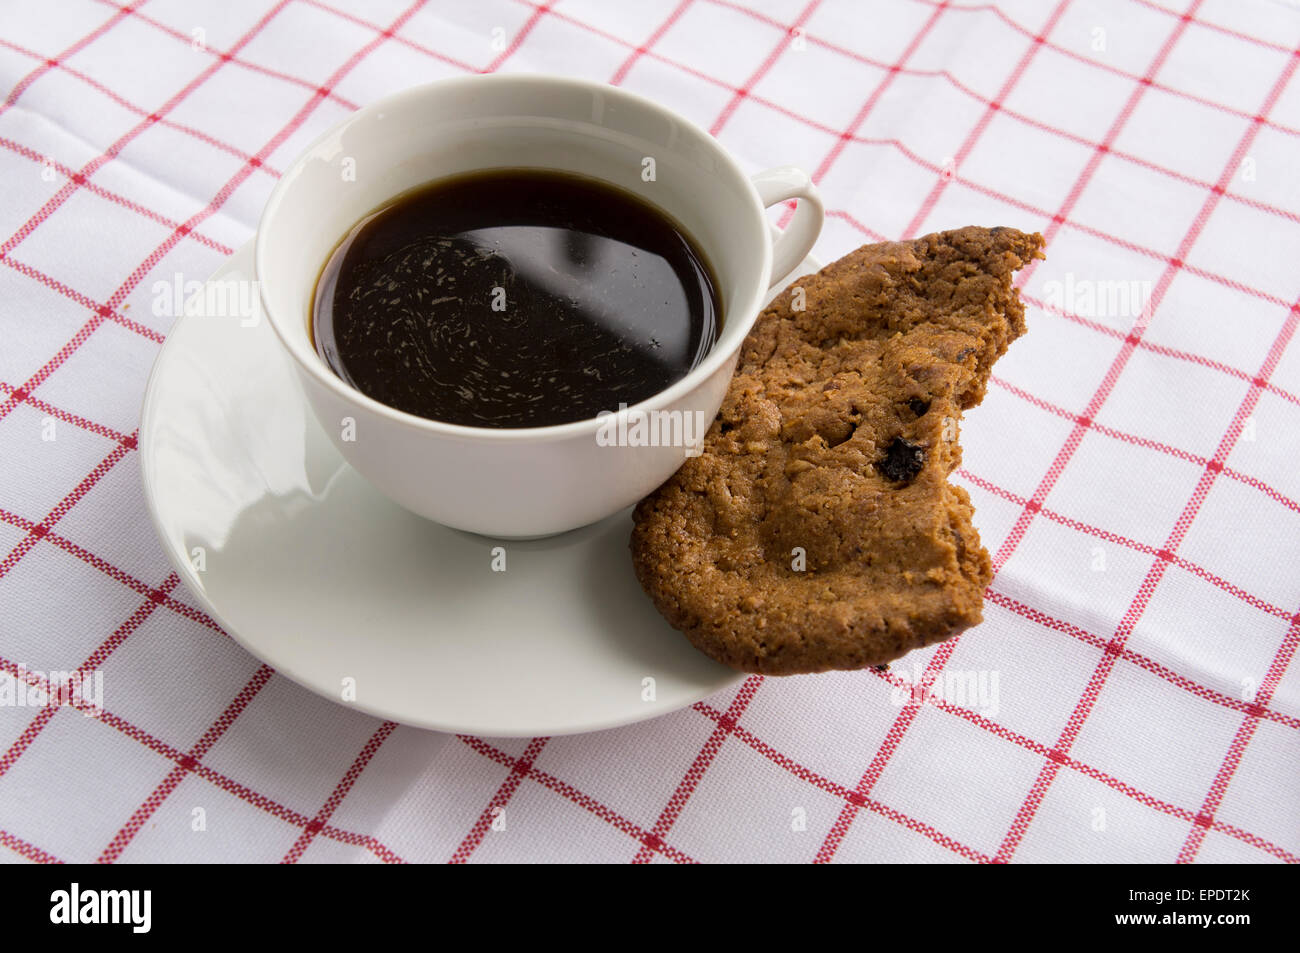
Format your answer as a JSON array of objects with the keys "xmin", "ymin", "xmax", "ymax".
[
  {"xmin": 907, "ymin": 398, "xmax": 930, "ymax": 417},
  {"xmin": 873, "ymin": 664, "xmax": 890, "ymax": 672},
  {"xmin": 955, "ymin": 347, "xmax": 975, "ymax": 363},
  {"xmin": 875, "ymin": 437, "xmax": 927, "ymax": 484}
]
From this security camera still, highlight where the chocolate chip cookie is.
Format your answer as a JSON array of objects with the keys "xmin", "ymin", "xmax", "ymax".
[{"xmin": 630, "ymin": 226, "xmax": 1044, "ymax": 675}]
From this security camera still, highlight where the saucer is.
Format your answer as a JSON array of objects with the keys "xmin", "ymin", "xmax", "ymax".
[{"xmin": 140, "ymin": 240, "xmax": 821, "ymax": 736}]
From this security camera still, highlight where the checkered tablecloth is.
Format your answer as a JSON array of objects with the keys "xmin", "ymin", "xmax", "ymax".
[{"xmin": 0, "ymin": 0, "xmax": 1297, "ymax": 865}]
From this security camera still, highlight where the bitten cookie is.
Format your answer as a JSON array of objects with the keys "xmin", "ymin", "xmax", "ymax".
[{"xmin": 630, "ymin": 226, "xmax": 1044, "ymax": 675}]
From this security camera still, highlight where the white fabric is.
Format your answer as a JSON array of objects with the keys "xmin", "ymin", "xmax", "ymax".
[{"xmin": 0, "ymin": 0, "xmax": 1297, "ymax": 863}]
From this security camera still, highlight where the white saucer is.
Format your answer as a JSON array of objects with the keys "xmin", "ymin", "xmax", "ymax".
[{"xmin": 140, "ymin": 240, "xmax": 820, "ymax": 736}]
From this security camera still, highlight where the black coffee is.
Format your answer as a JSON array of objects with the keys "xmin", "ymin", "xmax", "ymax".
[{"xmin": 312, "ymin": 169, "xmax": 720, "ymax": 428}]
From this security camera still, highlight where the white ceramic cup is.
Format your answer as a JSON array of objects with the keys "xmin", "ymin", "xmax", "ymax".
[{"xmin": 256, "ymin": 74, "xmax": 823, "ymax": 538}]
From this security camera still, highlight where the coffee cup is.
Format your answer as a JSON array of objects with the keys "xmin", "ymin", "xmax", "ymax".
[{"xmin": 255, "ymin": 73, "xmax": 823, "ymax": 538}]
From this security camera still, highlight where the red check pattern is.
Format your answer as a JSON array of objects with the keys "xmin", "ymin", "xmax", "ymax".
[{"xmin": 0, "ymin": 0, "xmax": 1297, "ymax": 863}]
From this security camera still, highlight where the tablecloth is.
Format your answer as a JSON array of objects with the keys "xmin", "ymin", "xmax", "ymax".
[{"xmin": 0, "ymin": 0, "xmax": 1297, "ymax": 864}]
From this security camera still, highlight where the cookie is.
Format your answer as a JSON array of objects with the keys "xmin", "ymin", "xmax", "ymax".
[{"xmin": 630, "ymin": 226, "xmax": 1044, "ymax": 675}]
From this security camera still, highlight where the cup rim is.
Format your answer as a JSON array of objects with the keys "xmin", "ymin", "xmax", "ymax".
[{"xmin": 254, "ymin": 72, "xmax": 774, "ymax": 443}]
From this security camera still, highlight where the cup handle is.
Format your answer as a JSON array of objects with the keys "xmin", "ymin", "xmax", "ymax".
[{"xmin": 751, "ymin": 166, "xmax": 825, "ymax": 292}]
